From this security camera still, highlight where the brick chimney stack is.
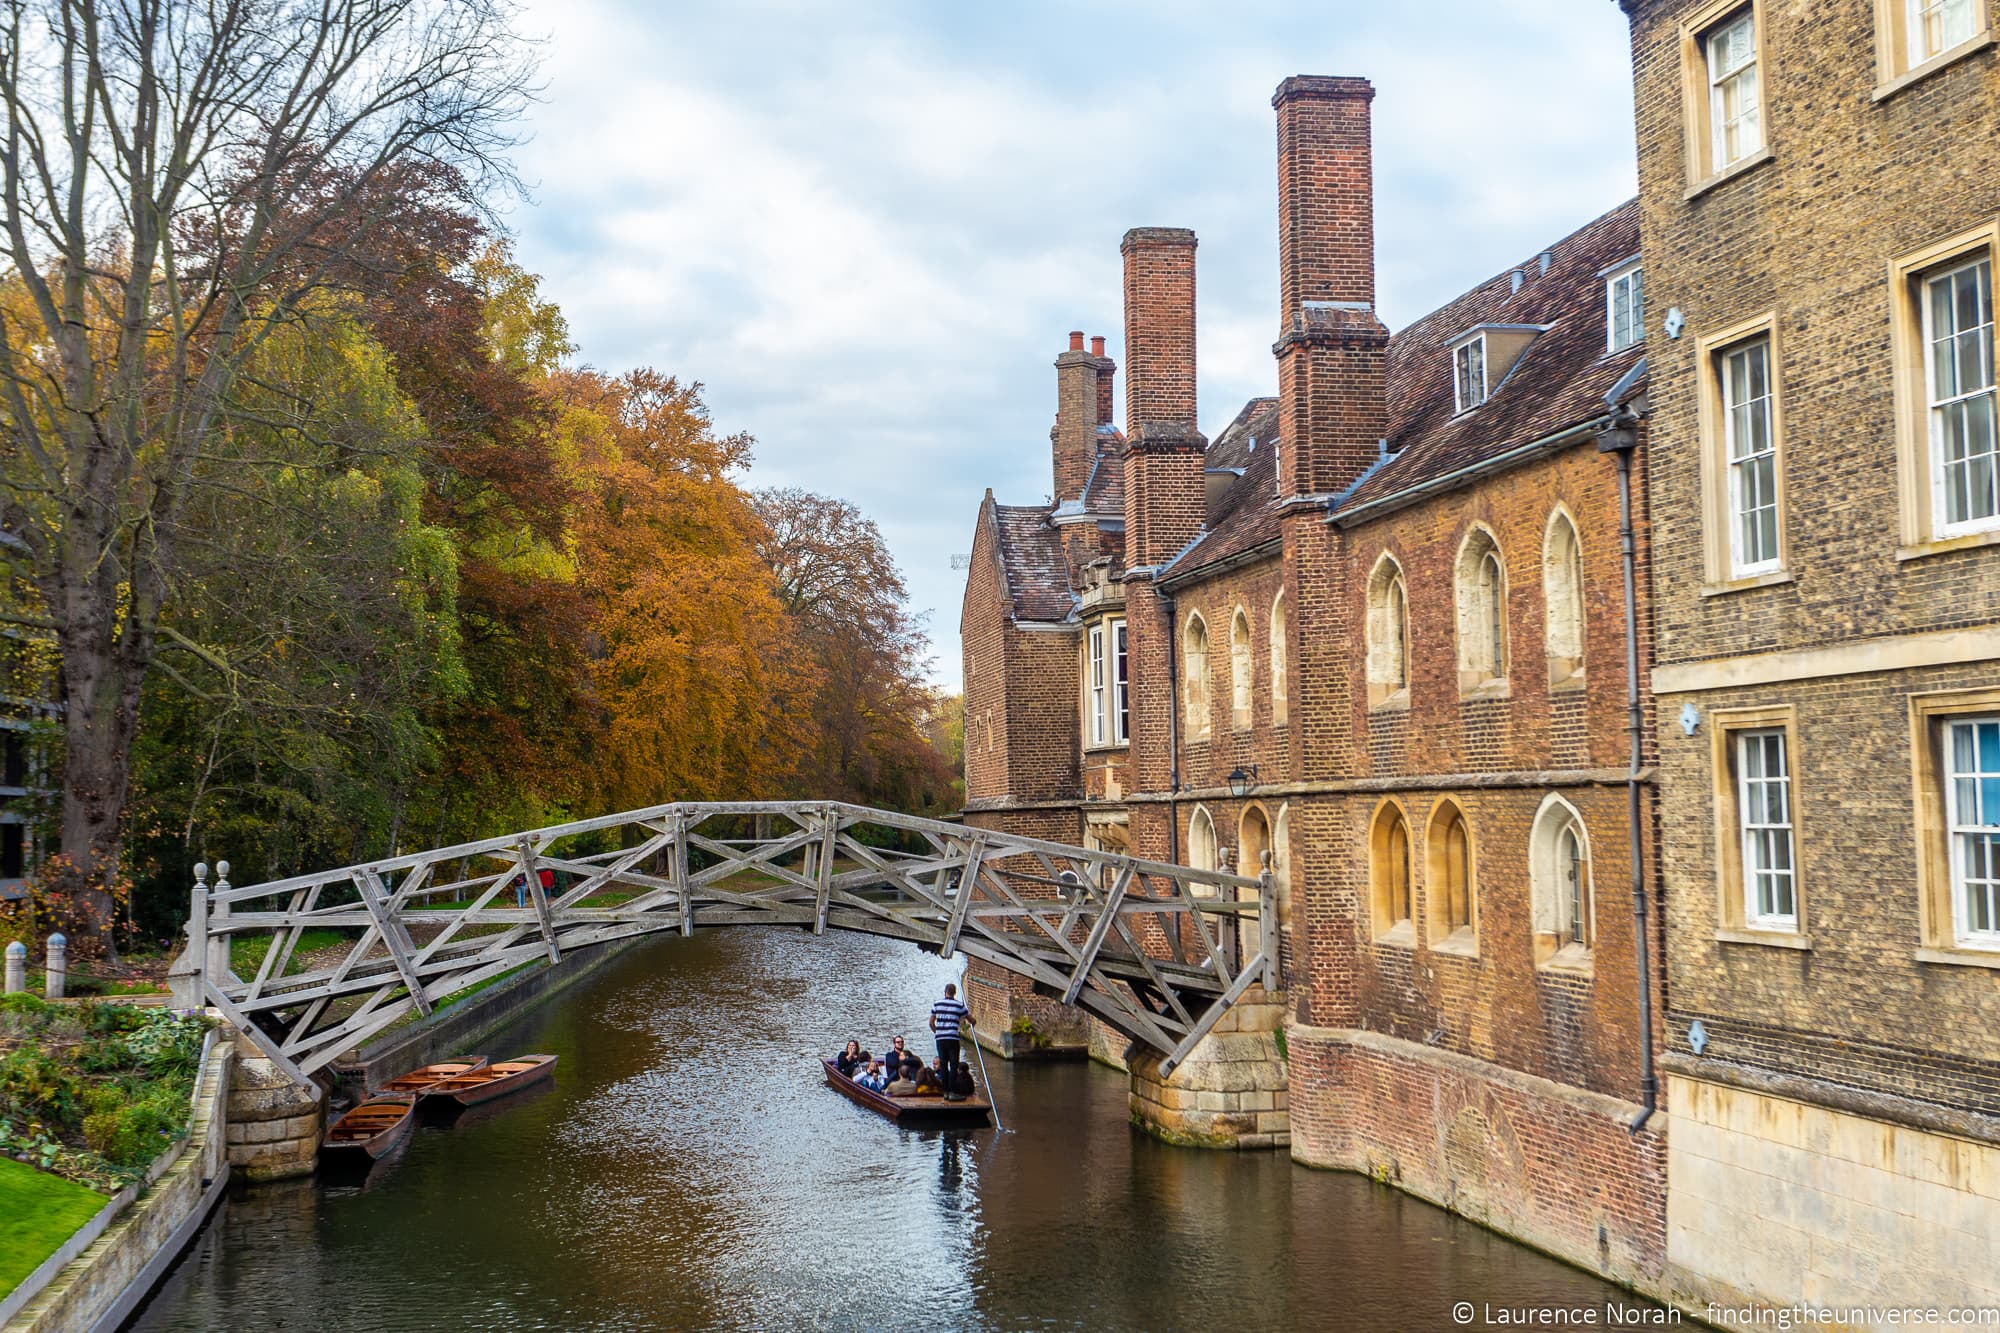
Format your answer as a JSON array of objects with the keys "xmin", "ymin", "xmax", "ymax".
[
  {"xmin": 1120, "ymin": 227, "xmax": 1206, "ymax": 568},
  {"xmin": 1272, "ymin": 76, "xmax": 1389, "ymax": 501},
  {"xmin": 1052, "ymin": 330, "xmax": 1097, "ymax": 504},
  {"xmin": 1090, "ymin": 336, "xmax": 1116, "ymax": 429}
]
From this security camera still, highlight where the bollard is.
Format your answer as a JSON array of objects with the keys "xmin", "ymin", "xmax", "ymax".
[
  {"xmin": 3, "ymin": 940, "xmax": 23, "ymax": 994},
  {"xmin": 45, "ymin": 933, "xmax": 66, "ymax": 1000},
  {"xmin": 206, "ymin": 860, "xmax": 233, "ymax": 986}
]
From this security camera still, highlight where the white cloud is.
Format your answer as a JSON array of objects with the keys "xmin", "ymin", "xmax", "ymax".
[{"xmin": 505, "ymin": 0, "xmax": 1639, "ymax": 689}]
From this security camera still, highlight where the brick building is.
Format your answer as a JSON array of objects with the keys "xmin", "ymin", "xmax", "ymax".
[
  {"xmin": 962, "ymin": 77, "xmax": 1671, "ymax": 1287},
  {"xmin": 1619, "ymin": 0, "xmax": 2000, "ymax": 1318}
]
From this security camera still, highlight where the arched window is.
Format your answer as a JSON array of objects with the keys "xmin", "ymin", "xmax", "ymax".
[
  {"xmin": 1237, "ymin": 805, "xmax": 1272, "ymax": 962},
  {"xmin": 1270, "ymin": 592, "xmax": 1289, "ymax": 727},
  {"xmin": 1273, "ymin": 803, "xmax": 1293, "ymax": 940},
  {"xmin": 1369, "ymin": 801, "xmax": 1414, "ymax": 941},
  {"xmin": 1188, "ymin": 805, "xmax": 1218, "ymax": 873},
  {"xmin": 1366, "ymin": 555, "xmax": 1409, "ymax": 707},
  {"xmin": 1230, "ymin": 607, "xmax": 1254, "ymax": 728},
  {"xmin": 1426, "ymin": 800, "xmax": 1478, "ymax": 949},
  {"xmin": 1455, "ymin": 528, "xmax": 1508, "ymax": 691},
  {"xmin": 1544, "ymin": 511, "xmax": 1586, "ymax": 686},
  {"xmin": 1183, "ymin": 614, "xmax": 1211, "ymax": 742},
  {"xmin": 1530, "ymin": 795, "xmax": 1594, "ymax": 965}
]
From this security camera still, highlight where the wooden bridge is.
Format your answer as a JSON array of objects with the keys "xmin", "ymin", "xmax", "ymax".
[{"xmin": 174, "ymin": 801, "xmax": 1273, "ymax": 1087}]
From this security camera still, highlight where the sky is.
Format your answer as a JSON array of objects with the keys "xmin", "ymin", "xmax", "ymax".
[{"xmin": 504, "ymin": 0, "xmax": 1640, "ymax": 689}]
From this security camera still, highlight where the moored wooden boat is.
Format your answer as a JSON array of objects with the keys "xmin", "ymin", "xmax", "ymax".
[
  {"xmin": 820, "ymin": 1059, "xmax": 991, "ymax": 1125},
  {"xmin": 376, "ymin": 1055, "xmax": 489, "ymax": 1095},
  {"xmin": 419, "ymin": 1053, "xmax": 558, "ymax": 1107},
  {"xmin": 321, "ymin": 1094, "xmax": 418, "ymax": 1161}
]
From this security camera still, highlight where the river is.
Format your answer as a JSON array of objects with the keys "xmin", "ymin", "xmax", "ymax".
[{"xmin": 133, "ymin": 929, "xmax": 1666, "ymax": 1331}]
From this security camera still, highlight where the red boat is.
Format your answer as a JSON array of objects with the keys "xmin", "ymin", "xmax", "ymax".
[
  {"xmin": 419, "ymin": 1054, "xmax": 558, "ymax": 1107},
  {"xmin": 820, "ymin": 1059, "xmax": 991, "ymax": 1125},
  {"xmin": 375, "ymin": 1056, "xmax": 488, "ymax": 1095},
  {"xmin": 321, "ymin": 1095, "xmax": 418, "ymax": 1161}
]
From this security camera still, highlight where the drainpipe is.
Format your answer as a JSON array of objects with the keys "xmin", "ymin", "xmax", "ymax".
[
  {"xmin": 1596, "ymin": 407, "xmax": 1658, "ymax": 1132},
  {"xmin": 1162, "ymin": 587, "xmax": 1181, "ymax": 864}
]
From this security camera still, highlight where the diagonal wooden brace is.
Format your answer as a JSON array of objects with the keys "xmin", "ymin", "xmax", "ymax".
[
  {"xmin": 1063, "ymin": 861, "xmax": 1134, "ymax": 1006},
  {"xmin": 519, "ymin": 840, "xmax": 562, "ymax": 965},
  {"xmin": 356, "ymin": 866, "xmax": 434, "ymax": 1016},
  {"xmin": 812, "ymin": 807, "xmax": 839, "ymax": 934},
  {"xmin": 939, "ymin": 832, "xmax": 988, "ymax": 958}
]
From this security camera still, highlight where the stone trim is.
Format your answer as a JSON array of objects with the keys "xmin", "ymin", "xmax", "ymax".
[
  {"xmin": 1652, "ymin": 624, "xmax": 2000, "ymax": 694},
  {"xmin": 1660, "ymin": 1052, "xmax": 2000, "ymax": 1149}
]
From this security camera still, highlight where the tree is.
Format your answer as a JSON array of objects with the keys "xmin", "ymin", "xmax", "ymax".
[
  {"xmin": 0, "ymin": 0, "xmax": 532, "ymax": 944},
  {"xmin": 751, "ymin": 487, "xmax": 955, "ymax": 815}
]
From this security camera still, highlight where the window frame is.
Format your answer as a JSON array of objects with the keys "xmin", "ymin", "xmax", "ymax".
[
  {"xmin": 1182, "ymin": 612, "xmax": 1212, "ymax": 744},
  {"xmin": 1112, "ymin": 618, "xmax": 1129, "ymax": 744},
  {"xmin": 1696, "ymin": 311, "xmax": 1791, "ymax": 590},
  {"xmin": 1873, "ymin": 0, "xmax": 1992, "ymax": 97},
  {"xmin": 1452, "ymin": 334, "xmax": 1488, "ymax": 414},
  {"xmin": 1368, "ymin": 799, "xmax": 1416, "ymax": 946},
  {"xmin": 1530, "ymin": 793, "xmax": 1595, "ymax": 969},
  {"xmin": 1710, "ymin": 704, "xmax": 1809, "ymax": 946},
  {"xmin": 1454, "ymin": 526, "xmax": 1510, "ymax": 694},
  {"xmin": 1365, "ymin": 553, "xmax": 1410, "ymax": 709},
  {"xmin": 1890, "ymin": 224, "xmax": 2000, "ymax": 558},
  {"xmin": 1605, "ymin": 260, "xmax": 1645, "ymax": 354},
  {"xmin": 1734, "ymin": 728, "xmax": 1799, "ymax": 930},
  {"xmin": 1543, "ymin": 508, "xmax": 1587, "ymax": 688},
  {"xmin": 1911, "ymin": 687, "xmax": 2000, "ymax": 964},
  {"xmin": 1086, "ymin": 622, "xmax": 1108, "ymax": 748},
  {"xmin": 1921, "ymin": 255, "xmax": 1998, "ymax": 539},
  {"xmin": 1269, "ymin": 591, "xmax": 1289, "ymax": 728},
  {"xmin": 1678, "ymin": 0, "xmax": 1773, "ymax": 195},
  {"xmin": 1229, "ymin": 606, "xmax": 1255, "ymax": 731}
]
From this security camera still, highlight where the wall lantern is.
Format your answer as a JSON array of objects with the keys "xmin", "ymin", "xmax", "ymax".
[{"xmin": 1226, "ymin": 765, "xmax": 1259, "ymax": 798}]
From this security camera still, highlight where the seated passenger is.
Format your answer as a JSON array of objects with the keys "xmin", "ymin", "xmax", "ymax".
[
  {"xmin": 835, "ymin": 1039, "xmax": 868, "ymax": 1076},
  {"xmin": 912, "ymin": 1059, "xmax": 944, "ymax": 1095},
  {"xmin": 883, "ymin": 1035, "xmax": 916, "ymax": 1077},
  {"xmin": 856, "ymin": 1059, "xmax": 889, "ymax": 1091},
  {"xmin": 885, "ymin": 1066, "xmax": 919, "ymax": 1096}
]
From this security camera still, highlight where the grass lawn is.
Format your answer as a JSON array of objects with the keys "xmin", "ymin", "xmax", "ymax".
[
  {"xmin": 230, "ymin": 928, "xmax": 353, "ymax": 977},
  {"xmin": 0, "ymin": 1157, "xmax": 108, "ymax": 1296}
]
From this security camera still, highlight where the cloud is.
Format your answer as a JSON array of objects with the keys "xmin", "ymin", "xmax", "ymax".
[{"xmin": 505, "ymin": 0, "xmax": 1639, "ymax": 687}]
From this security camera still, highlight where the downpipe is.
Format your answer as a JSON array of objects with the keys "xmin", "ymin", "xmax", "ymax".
[
  {"xmin": 1598, "ymin": 412, "xmax": 1659, "ymax": 1134},
  {"xmin": 1163, "ymin": 588, "xmax": 1181, "ymax": 866}
]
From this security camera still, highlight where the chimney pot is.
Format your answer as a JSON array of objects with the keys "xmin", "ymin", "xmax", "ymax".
[
  {"xmin": 1069, "ymin": 330, "xmax": 1085, "ymax": 352},
  {"xmin": 1090, "ymin": 336, "xmax": 1105, "ymax": 358}
]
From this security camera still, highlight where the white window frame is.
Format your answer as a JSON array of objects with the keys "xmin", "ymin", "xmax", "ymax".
[
  {"xmin": 1453, "ymin": 335, "xmax": 1488, "ymax": 414},
  {"xmin": 1922, "ymin": 254, "xmax": 1998, "ymax": 537},
  {"xmin": 1606, "ymin": 262, "xmax": 1645, "ymax": 353},
  {"xmin": 1087, "ymin": 624, "xmax": 1109, "ymax": 747},
  {"xmin": 1722, "ymin": 337, "xmax": 1782, "ymax": 575},
  {"xmin": 1112, "ymin": 618, "xmax": 1129, "ymax": 744},
  {"xmin": 1944, "ymin": 716, "xmax": 2000, "ymax": 947},
  {"xmin": 1706, "ymin": 11, "xmax": 1763, "ymax": 171},
  {"xmin": 1907, "ymin": 0, "xmax": 1980, "ymax": 63},
  {"xmin": 1736, "ymin": 728, "xmax": 1798, "ymax": 930}
]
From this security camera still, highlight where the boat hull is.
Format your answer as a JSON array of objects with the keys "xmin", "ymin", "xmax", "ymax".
[
  {"xmin": 376, "ymin": 1056, "xmax": 489, "ymax": 1096},
  {"xmin": 420, "ymin": 1053, "xmax": 558, "ymax": 1108},
  {"xmin": 821, "ymin": 1060, "xmax": 991, "ymax": 1124},
  {"xmin": 321, "ymin": 1095, "xmax": 418, "ymax": 1162}
]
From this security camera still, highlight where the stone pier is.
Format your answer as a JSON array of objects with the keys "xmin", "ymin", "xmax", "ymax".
[
  {"xmin": 1127, "ymin": 986, "xmax": 1289, "ymax": 1149},
  {"xmin": 225, "ymin": 1053, "xmax": 323, "ymax": 1182}
]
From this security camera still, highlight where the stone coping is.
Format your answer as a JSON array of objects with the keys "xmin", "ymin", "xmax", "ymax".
[{"xmin": 2, "ymin": 1034, "xmax": 234, "ymax": 1332}]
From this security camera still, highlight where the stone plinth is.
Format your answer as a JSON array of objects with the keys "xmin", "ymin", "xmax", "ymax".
[
  {"xmin": 1128, "ymin": 987, "xmax": 1289, "ymax": 1149},
  {"xmin": 226, "ymin": 1053, "xmax": 324, "ymax": 1182}
]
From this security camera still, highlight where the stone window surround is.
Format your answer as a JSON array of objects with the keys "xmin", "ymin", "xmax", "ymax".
[
  {"xmin": 1453, "ymin": 524, "xmax": 1511, "ymax": 697},
  {"xmin": 1424, "ymin": 797, "xmax": 1482, "ymax": 958},
  {"xmin": 1269, "ymin": 589, "xmax": 1290, "ymax": 728},
  {"xmin": 1544, "ymin": 506, "xmax": 1588, "ymax": 690},
  {"xmin": 1182, "ymin": 611, "xmax": 1212, "ymax": 744},
  {"xmin": 1709, "ymin": 702, "xmax": 1812, "ymax": 950},
  {"xmin": 1909, "ymin": 685, "xmax": 2000, "ymax": 967},
  {"xmin": 1080, "ymin": 614, "xmax": 1129, "ymax": 753},
  {"xmin": 1678, "ymin": 0, "xmax": 1771, "ymax": 198},
  {"xmin": 1367, "ymin": 797, "xmax": 1416, "ymax": 946},
  {"xmin": 1871, "ymin": 0, "xmax": 1995, "ymax": 101},
  {"xmin": 1229, "ymin": 604, "xmax": 1255, "ymax": 732},
  {"xmin": 1695, "ymin": 310, "xmax": 1793, "ymax": 594},
  {"xmin": 1889, "ymin": 221, "xmax": 2000, "ymax": 561},
  {"xmin": 1529, "ymin": 792, "xmax": 1596, "ymax": 971},
  {"xmin": 1365, "ymin": 550, "xmax": 1411, "ymax": 710}
]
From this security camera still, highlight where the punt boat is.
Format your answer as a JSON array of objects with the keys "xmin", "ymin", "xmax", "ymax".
[
  {"xmin": 321, "ymin": 1095, "xmax": 418, "ymax": 1161},
  {"xmin": 419, "ymin": 1054, "xmax": 558, "ymax": 1108},
  {"xmin": 820, "ymin": 1059, "xmax": 991, "ymax": 1125},
  {"xmin": 375, "ymin": 1056, "xmax": 489, "ymax": 1095}
]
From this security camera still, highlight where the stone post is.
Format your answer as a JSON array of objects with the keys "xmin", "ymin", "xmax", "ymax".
[
  {"xmin": 1128, "ymin": 986, "xmax": 1291, "ymax": 1150},
  {"xmin": 4, "ymin": 939, "xmax": 23, "ymax": 993},
  {"xmin": 167, "ymin": 863, "xmax": 210, "ymax": 1009},
  {"xmin": 226, "ymin": 1053, "xmax": 325, "ymax": 1182},
  {"xmin": 206, "ymin": 860, "xmax": 233, "ymax": 987},
  {"xmin": 43, "ymin": 932, "xmax": 65, "ymax": 999}
]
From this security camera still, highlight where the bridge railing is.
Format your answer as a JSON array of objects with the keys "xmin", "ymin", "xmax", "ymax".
[{"xmin": 171, "ymin": 801, "xmax": 1274, "ymax": 1085}]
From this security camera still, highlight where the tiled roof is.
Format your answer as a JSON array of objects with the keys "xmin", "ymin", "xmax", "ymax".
[
  {"xmin": 1166, "ymin": 399, "xmax": 1283, "ymax": 579},
  {"xmin": 1079, "ymin": 429, "xmax": 1127, "ymax": 515},
  {"xmin": 990, "ymin": 503, "xmax": 1074, "ymax": 622},
  {"xmin": 1340, "ymin": 199, "xmax": 1643, "ymax": 512}
]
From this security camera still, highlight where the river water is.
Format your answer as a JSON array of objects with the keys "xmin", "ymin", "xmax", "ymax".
[{"xmin": 133, "ymin": 929, "xmax": 1664, "ymax": 1332}]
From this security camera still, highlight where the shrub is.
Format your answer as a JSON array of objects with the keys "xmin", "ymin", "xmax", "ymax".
[{"xmin": 0, "ymin": 1047, "xmax": 84, "ymax": 1135}]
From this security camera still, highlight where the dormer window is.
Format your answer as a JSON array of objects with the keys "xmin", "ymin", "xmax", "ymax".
[
  {"xmin": 1606, "ymin": 261, "xmax": 1645, "ymax": 352},
  {"xmin": 1454, "ymin": 337, "xmax": 1488, "ymax": 413}
]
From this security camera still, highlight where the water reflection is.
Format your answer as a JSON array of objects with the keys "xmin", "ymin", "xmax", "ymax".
[{"xmin": 134, "ymin": 929, "xmax": 1661, "ymax": 1332}]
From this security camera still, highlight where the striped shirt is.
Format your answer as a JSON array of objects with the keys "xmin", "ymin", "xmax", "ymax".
[{"xmin": 930, "ymin": 996, "xmax": 969, "ymax": 1040}]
